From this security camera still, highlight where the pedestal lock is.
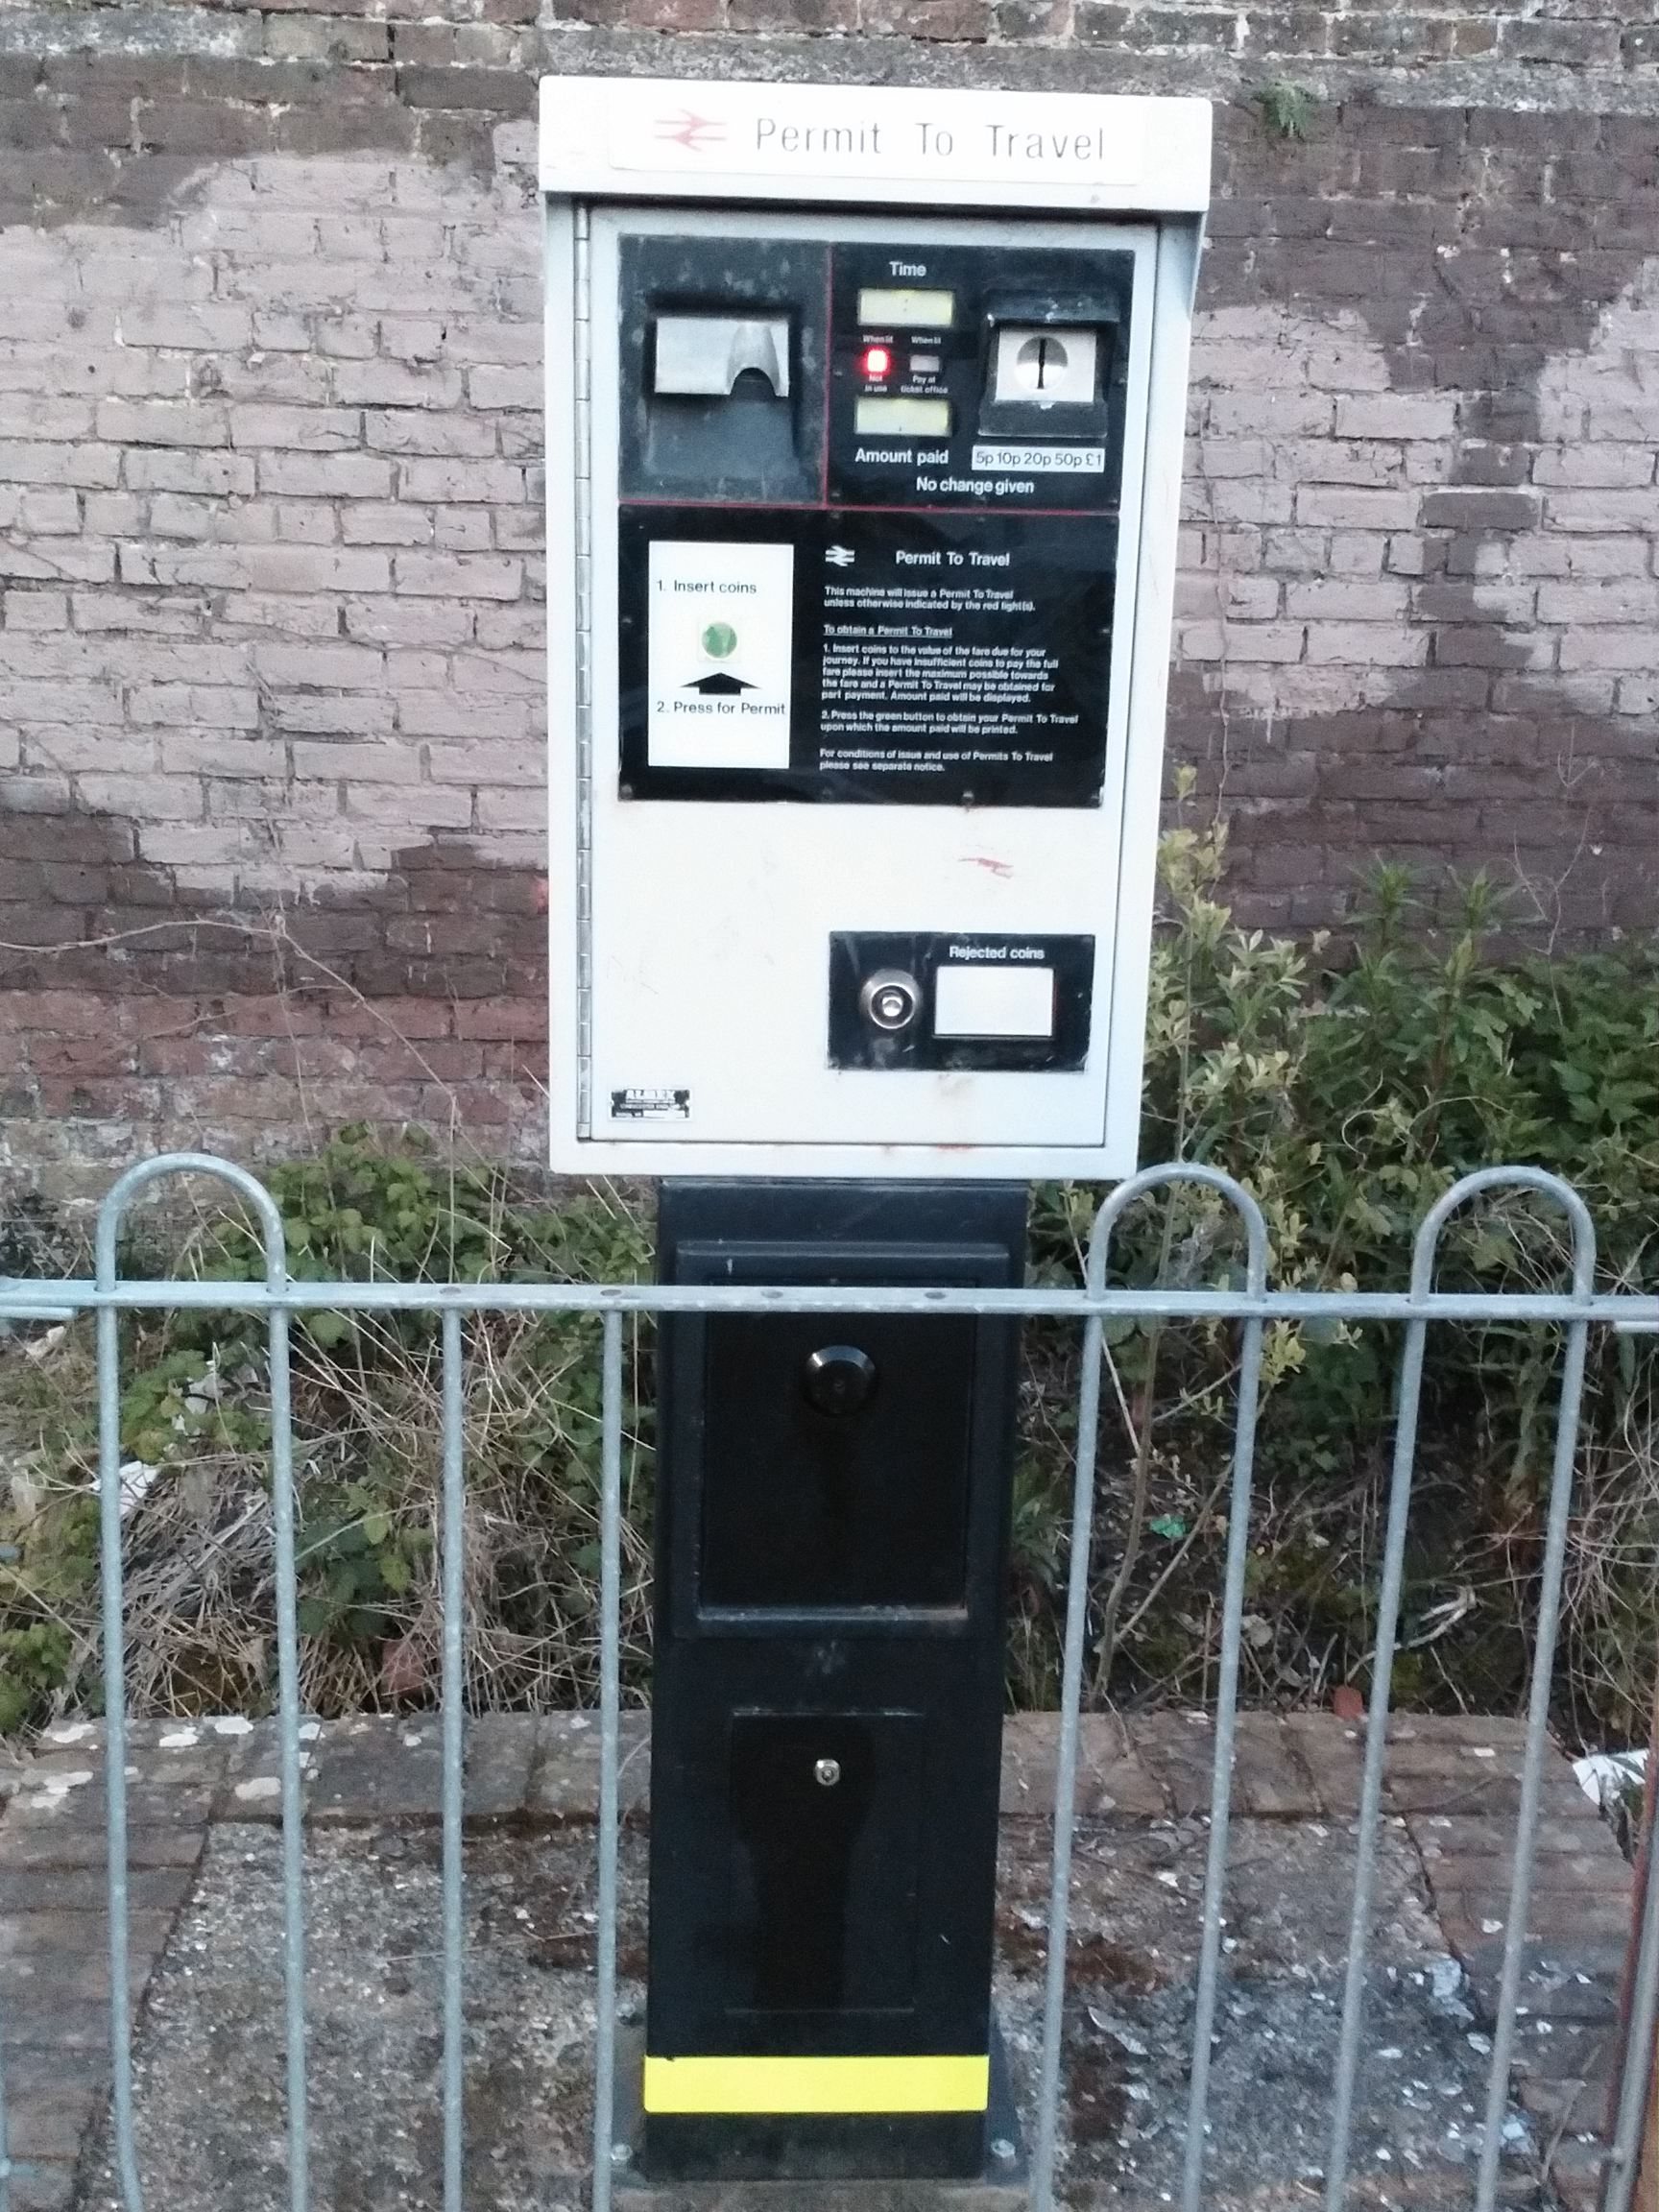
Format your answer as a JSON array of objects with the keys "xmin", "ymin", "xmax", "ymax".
[{"xmin": 801, "ymin": 1342, "xmax": 878, "ymax": 1416}]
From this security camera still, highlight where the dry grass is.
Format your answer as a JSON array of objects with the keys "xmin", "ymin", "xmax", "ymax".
[{"xmin": 1, "ymin": 1156, "xmax": 1655, "ymax": 1752}]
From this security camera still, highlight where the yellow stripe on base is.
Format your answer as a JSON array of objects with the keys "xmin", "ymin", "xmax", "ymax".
[{"xmin": 641, "ymin": 2052, "xmax": 991, "ymax": 2116}]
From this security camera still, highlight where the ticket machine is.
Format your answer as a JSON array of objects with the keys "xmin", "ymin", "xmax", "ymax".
[{"xmin": 541, "ymin": 73, "xmax": 1211, "ymax": 2195}]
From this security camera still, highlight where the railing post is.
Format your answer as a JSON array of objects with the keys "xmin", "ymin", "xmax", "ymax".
[
  {"xmin": 91, "ymin": 1156, "xmax": 296, "ymax": 2212},
  {"xmin": 1033, "ymin": 1165, "xmax": 1269, "ymax": 2212}
]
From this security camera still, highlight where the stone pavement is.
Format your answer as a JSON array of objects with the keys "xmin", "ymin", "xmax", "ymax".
[{"xmin": 0, "ymin": 1712, "xmax": 1636, "ymax": 2212}]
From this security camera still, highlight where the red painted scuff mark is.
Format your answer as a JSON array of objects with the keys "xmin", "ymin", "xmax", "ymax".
[{"xmin": 961, "ymin": 854, "xmax": 1014, "ymax": 878}]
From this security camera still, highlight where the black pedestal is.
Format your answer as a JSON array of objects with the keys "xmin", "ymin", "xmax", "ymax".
[{"xmin": 644, "ymin": 1181, "xmax": 1027, "ymax": 2185}]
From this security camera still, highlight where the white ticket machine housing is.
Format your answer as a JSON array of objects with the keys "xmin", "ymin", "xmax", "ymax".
[{"xmin": 541, "ymin": 77, "xmax": 1211, "ymax": 1179}]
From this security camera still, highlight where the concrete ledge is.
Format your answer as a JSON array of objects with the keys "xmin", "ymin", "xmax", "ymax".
[{"xmin": 1, "ymin": 1709, "xmax": 1635, "ymax": 2212}]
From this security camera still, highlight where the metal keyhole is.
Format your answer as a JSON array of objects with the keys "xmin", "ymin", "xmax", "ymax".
[
  {"xmin": 813, "ymin": 1757, "xmax": 842, "ymax": 1789},
  {"xmin": 802, "ymin": 1343, "xmax": 878, "ymax": 1416}
]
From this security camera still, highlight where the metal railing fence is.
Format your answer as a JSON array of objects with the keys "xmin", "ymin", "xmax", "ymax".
[{"xmin": 0, "ymin": 1152, "xmax": 1655, "ymax": 2212}]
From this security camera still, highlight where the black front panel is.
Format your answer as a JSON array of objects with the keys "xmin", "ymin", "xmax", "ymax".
[
  {"xmin": 618, "ymin": 505, "xmax": 1116, "ymax": 807},
  {"xmin": 618, "ymin": 234, "xmax": 830, "ymax": 505},
  {"xmin": 827, "ymin": 241, "xmax": 1131, "ymax": 512},
  {"xmin": 729, "ymin": 1712, "xmax": 923, "ymax": 2012},
  {"xmin": 616, "ymin": 231, "xmax": 1133, "ymax": 808},
  {"xmin": 702, "ymin": 1312, "xmax": 974, "ymax": 1610}
]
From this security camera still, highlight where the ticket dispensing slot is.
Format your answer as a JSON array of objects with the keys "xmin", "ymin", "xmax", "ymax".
[
  {"xmin": 619, "ymin": 235, "xmax": 830, "ymax": 505},
  {"xmin": 641, "ymin": 301, "xmax": 800, "ymax": 492},
  {"xmin": 653, "ymin": 315, "xmax": 792, "ymax": 397}
]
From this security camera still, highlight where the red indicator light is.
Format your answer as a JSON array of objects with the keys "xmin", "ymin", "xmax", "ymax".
[{"xmin": 861, "ymin": 345, "xmax": 892, "ymax": 379}]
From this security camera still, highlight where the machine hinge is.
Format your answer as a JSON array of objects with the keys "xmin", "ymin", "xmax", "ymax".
[{"xmin": 572, "ymin": 202, "xmax": 595, "ymax": 1136}]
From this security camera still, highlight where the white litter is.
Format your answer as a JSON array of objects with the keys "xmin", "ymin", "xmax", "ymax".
[
  {"xmin": 1575, "ymin": 1749, "xmax": 1647, "ymax": 1814},
  {"xmin": 113, "ymin": 1458, "xmax": 162, "ymax": 1519}
]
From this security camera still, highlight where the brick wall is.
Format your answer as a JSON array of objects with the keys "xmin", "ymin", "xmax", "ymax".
[{"xmin": 0, "ymin": 3, "xmax": 1655, "ymax": 1191}]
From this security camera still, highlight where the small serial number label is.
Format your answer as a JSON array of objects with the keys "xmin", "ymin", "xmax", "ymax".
[
  {"xmin": 971, "ymin": 443, "xmax": 1106, "ymax": 474},
  {"xmin": 611, "ymin": 1087, "xmax": 691, "ymax": 1121}
]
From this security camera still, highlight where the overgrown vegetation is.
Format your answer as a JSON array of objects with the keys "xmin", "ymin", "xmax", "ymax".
[
  {"xmin": 0, "ymin": 1162, "xmax": 654, "ymax": 1726},
  {"xmin": 2, "ymin": 793, "xmax": 1656, "ymax": 1743},
  {"xmin": 1016, "ymin": 792, "xmax": 1659, "ymax": 1739},
  {"xmin": 1254, "ymin": 80, "xmax": 1320, "ymax": 142}
]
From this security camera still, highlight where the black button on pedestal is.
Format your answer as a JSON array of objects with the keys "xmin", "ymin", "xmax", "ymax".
[{"xmin": 801, "ymin": 1343, "xmax": 878, "ymax": 1416}]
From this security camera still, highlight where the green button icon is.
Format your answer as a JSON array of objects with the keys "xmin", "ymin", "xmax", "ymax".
[{"xmin": 701, "ymin": 621, "xmax": 738, "ymax": 660}]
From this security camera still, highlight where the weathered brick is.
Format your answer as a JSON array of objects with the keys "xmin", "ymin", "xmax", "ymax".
[
  {"xmin": 128, "ymin": 685, "xmax": 260, "ymax": 729},
  {"xmin": 275, "ymin": 693, "xmax": 397, "ymax": 736},
  {"xmin": 255, "ymin": 450, "xmax": 394, "ymax": 498},
  {"xmin": 0, "ymin": 442, "xmax": 120, "ymax": 490},
  {"xmin": 122, "ymin": 448, "xmax": 255, "ymax": 497},
  {"xmin": 397, "ymin": 456, "xmax": 525, "ymax": 503},
  {"xmin": 1305, "ymin": 623, "xmax": 1430, "ymax": 667},
  {"xmin": 331, "ymin": 358, "xmax": 466, "ymax": 411},
  {"xmin": 340, "ymin": 501, "xmax": 435, "ymax": 544},
  {"xmin": 275, "ymin": 100, "xmax": 419, "ymax": 158},
  {"xmin": 1499, "ymin": 17, "xmax": 1619, "ymax": 63},
  {"xmin": 1557, "ymin": 627, "xmax": 1659, "ymax": 672},
  {"xmin": 1532, "ymin": 445, "xmax": 1658, "ymax": 491},
  {"xmin": 466, "ymin": 362, "xmax": 541, "ymax": 411},
  {"xmin": 339, "ymin": 598, "xmax": 469, "ymax": 654},
  {"xmin": 1206, "ymin": 389, "xmax": 1336, "ymax": 437},
  {"xmin": 393, "ymin": 550, "xmax": 521, "ymax": 599},
  {"xmin": 394, "ymin": 66, "xmax": 536, "ymax": 114},
  {"xmin": 1295, "ymin": 486, "xmax": 1420, "ymax": 529},
  {"xmin": 1546, "ymin": 487, "xmax": 1659, "ymax": 532},
  {"xmin": 363, "ymin": 407, "xmax": 496, "ymax": 457},
  {"xmin": 1536, "ymin": 580, "xmax": 1659, "ymax": 626},
  {"xmin": 229, "ymin": 404, "xmax": 363, "ymax": 451},
  {"xmin": 433, "ymin": 505, "xmax": 493, "ymax": 551},
  {"xmin": 1419, "ymin": 488, "xmax": 1542, "ymax": 531},
  {"xmin": 0, "ymin": 394, "xmax": 94, "ymax": 442},
  {"xmin": 1334, "ymin": 394, "xmax": 1459, "ymax": 440},
  {"xmin": 472, "ymin": 784, "xmax": 542, "ymax": 830},
  {"xmin": 95, "ymin": 398, "xmax": 229, "ymax": 449},
  {"xmin": 157, "ymin": 733, "xmax": 288, "ymax": 778},
  {"xmin": 243, "ymin": 545, "xmax": 392, "ymax": 592},
  {"xmin": 291, "ymin": 737, "xmax": 420, "ymax": 782},
  {"xmin": 145, "ymin": 493, "xmax": 262, "ymax": 543},
  {"xmin": 265, "ymin": 13, "xmax": 392, "ymax": 60},
  {"xmin": 0, "ymin": 486, "xmax": 79, "ymax": 534},
  {"xmin": 1284, "ymin": 579, "xmax": 1410, "ymax": 620},
  {"xmin": 351, "ymin": 783, "xmax": 471, "ymax": 829}
]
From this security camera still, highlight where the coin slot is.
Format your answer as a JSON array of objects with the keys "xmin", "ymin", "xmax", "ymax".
[{"xmin": 991, "ymin": 325, "xmax": 1099, "ymax": 409}]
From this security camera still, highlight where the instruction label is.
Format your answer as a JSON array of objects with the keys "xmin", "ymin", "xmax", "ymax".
[
  {"xmin": 620, "ymin": 509, "xmax": 1114, "ymax": 806},
  {"xmin": 645, "ymin": 540, "xmax": 794, "ymax": 769}
]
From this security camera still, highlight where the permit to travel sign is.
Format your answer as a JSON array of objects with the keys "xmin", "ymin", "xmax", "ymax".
[{"xmin": 540, "ymin": 77, "xmax": 1212, "ymax": 212}]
